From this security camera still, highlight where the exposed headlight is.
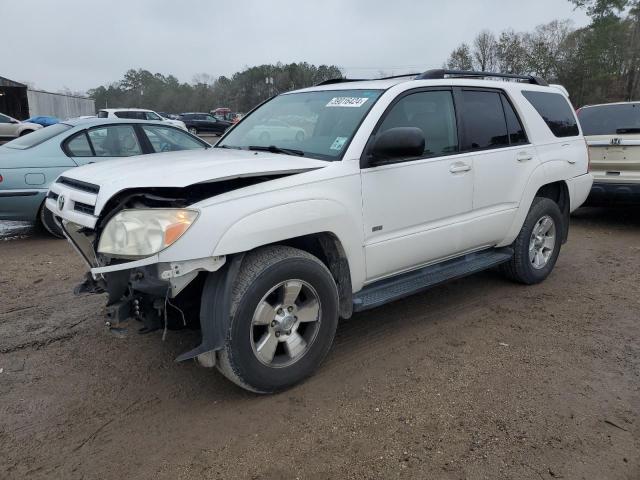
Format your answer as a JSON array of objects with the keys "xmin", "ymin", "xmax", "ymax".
[{"xmin": 97, "ymin": 209, "xmax": 198, "ymax": 258}]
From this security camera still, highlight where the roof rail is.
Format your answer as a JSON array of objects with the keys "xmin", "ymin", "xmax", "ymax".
[
  {"xmin": 415, "ymin": 69, "xmax": 548, "ymax": 86},
  {"xmin": 315, "ymin": 78, "xmax": 367, "ymax": 86}
]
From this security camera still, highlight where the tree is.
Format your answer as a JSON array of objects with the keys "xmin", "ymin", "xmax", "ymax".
[
  {"xmin": 446, "ymin": 43, "xmax": 474, "ymax": 70},
  {"xmin": 472, "ymin": 30, "xmax": 498, "ymax": 71}
]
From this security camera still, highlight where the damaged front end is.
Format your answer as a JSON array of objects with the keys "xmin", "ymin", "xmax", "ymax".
[{"xmin": 67, "ymin": 219, "xmax": 228, "ymax": 350}]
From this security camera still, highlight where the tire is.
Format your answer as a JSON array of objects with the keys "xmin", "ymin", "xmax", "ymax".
[
  {"xmin": 500, "ymin": 197, "xmax": 563, "ymax": 285},
  {"xmin": 188, "ymin": 127, "xmax": 198, "ymax": 135},
  {"xmin": 38, "ymin": 202, "xmax": 65, "ymax": 238},
  {"xmin": 216, "ymin": 246, "xmax": 339, "ymax": 393},
  {"xmin": 19, "ymin": 129, "xmax": 34, "ymax": 136}
]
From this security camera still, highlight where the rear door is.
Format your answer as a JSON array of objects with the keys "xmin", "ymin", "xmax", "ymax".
[{"xmin": 456, "ymin": 88, "xmax": 539, "ymax": 245}]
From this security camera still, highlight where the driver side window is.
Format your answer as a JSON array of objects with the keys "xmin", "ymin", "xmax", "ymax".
[
  {"xmin": 140, "ymin": 124, "xmax": 205, "ymax": 153},
  {"xmin": 377, "ymin": 90, "xmax": 459, "ymax": 158}
]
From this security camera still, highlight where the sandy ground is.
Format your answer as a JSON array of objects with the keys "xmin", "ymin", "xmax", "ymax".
[{"xmin": 0, "ymin": 207, "xmax": 638, "ymax": 480}]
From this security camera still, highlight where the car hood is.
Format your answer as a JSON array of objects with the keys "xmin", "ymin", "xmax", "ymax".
[{"xmin": 58, "ymin": 147, "xmax": 328, "ymax": 202}]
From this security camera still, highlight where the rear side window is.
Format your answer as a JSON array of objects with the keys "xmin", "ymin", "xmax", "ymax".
[
  {"xmin": 65, "ymin": 132, "xmax": 93, "ymax": 156},
  {"xmin": 501, "ymin": 94, "xmax": 528, "ymax": 144},
  {"xmin": 87, "ymin": 125, "xmax": 143, "ymax": 157},
  {"xmin": 97, "ymin": 111, "xmax": 108, "ymax": 118},
  {"xmin": 522, "ymin": 91, "xmax": 579, "ymax": 137},
  {"xmin": 459, "ymin": 90, "xmax": 509, "ymax": 150}
]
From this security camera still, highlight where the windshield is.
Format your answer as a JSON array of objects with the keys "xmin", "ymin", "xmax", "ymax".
[
  {"xmin": 3, "ymin": 123, "xmax": 72, "ymax": 150},
  {"xmin": 578, "ymin": 103, "xmax": 640, "ymax": 136},
  {"xmin": 218, "ymin": 89, "xmax": 383, "ymax": 160}
]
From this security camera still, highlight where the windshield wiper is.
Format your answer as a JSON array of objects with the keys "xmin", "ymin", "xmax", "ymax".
[
  {"xmin": 248, "ymin": 145, "xmax": 305, "ymax": 156},
  {"xmin": 616, "ymin": 127, "xmax": 640, "ymax": 134}
]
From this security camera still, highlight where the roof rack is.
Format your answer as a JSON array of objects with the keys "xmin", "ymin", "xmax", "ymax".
[
  {"xmin": 415, "ymin": 69, "xmax": 548, "ymax": 86},
  {"xmin": 315, "ymin": 78, "xmax": 367, "ymax": 86}
]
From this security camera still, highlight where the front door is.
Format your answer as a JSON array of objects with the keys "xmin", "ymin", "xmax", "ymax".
[{"xmin": 361, "ymin": 89, "xmax": 474, "ymax": 282}]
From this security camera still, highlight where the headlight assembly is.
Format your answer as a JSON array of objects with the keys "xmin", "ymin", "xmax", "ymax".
[{"xmin": 97, "ymin": 209, "xmax": 198, "ymax": 258}]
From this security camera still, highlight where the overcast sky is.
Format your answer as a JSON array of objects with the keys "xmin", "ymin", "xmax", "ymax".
[{"xmin": 2, "ymin": 0, "xmax": 589, "ymax": 93}]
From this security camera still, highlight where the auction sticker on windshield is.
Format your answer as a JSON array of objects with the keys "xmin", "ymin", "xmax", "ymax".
[
  {"xmin": 330, "ymin": 136, "xmax": 348, "ymax": 150},
  {"xmin": 326, "ymin": 97, "xmax": 369, "ymax": 107}
]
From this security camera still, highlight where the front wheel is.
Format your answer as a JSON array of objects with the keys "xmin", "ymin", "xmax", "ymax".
[
  {"xmin": 38, "ymin": 202, "xmax": 65, "ymax": 238},
  {"xmin": 500, "ymin": 197, "xmax": 563, "ymax": 284},
  {"xmin": 215, "ymin": 246, "xmax": 339, "ymax": 393}
]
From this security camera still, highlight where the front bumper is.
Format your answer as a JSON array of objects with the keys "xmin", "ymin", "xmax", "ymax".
[{"xmin": 587, "ymin": 181, "xmax": 640, "ymax": 205}]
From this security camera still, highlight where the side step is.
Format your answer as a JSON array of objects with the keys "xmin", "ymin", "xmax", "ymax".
[{"xmin": 352, "ymin": 247, "xmax": 513, "ymax": 312}]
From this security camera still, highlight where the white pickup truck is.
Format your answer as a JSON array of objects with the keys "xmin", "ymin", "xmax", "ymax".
[{"xmin": 47, "ymin": 69, "xmax": 593, "ymax": 393}]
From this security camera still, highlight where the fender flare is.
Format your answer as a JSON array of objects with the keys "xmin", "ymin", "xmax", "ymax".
[
  {"xmin": 499, "ymin": 163, "xmax": 570, "ymax": 246},
  {"xmin": 213, "ymin": 199, "xmax": 364, "ymax": 289}
]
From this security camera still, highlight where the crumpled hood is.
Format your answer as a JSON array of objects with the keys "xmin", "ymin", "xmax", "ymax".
[{"xmin": 62, "ymin": 147, "xmax": 328, "ymax": 193}]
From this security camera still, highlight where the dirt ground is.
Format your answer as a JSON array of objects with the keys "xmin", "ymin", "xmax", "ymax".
[{"xmin": 0, "ymin": 207, "xmax": 638, "ymax": 480}]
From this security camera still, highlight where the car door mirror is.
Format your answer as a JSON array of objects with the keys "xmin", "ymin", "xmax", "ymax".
[{"xmin": 368, "ymin": 127, "xmax": 425, "ymax": 166}]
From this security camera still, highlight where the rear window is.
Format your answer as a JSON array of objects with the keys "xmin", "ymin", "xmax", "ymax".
[
  {"xmin": 577, "ymin": 103, "xmax": 640, "ymax": 136},
  {"xmin": 522, "ymin": 91, "xmax": 579, "ymax": 137},
  {"xmin": 3, "ymin": 123, "xmax": 72, "ymax": 150},
  {"xmin": 97, "ymin": 111, "xmax": 109, "ymax": 118}
]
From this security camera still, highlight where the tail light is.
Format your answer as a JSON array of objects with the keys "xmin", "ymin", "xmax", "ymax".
[{"xmin": 584, "ymin": 137, "xmax": 591, "ymax": 172}]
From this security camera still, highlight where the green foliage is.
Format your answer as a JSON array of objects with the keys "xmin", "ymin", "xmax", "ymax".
[
  {"xmin": 88, "ymin": 63, "xmax": 343, "ymax": 114},
  {"xmin": 445, "ymin": 4, "xmax": 640, "ymax": 106}
]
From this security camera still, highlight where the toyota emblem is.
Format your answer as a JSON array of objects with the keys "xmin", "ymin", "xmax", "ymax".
[{"xmin": 57, "ymin": 195, "xmax": 65, "ymax": 211}]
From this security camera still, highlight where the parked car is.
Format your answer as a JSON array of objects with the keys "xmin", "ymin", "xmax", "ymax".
[
  {"xmin": 577, "ymin": 101, "xmax": 640, "ymax": 204},
  {"xmin": 179, "ymin": 112, "xmax": 232, "ymax": 135},
  {"xmin": 97, "ymin": 108, "xmax": 187, "ymax": 131},
  {"xmin": 246, "ymin": 118, "xmax": 306, "ymax": 143},
  {"xmin": 24, "ymin": 116, "xmax": 60, "ymax": 127},
  {"xmin": 158, "ymin": 112, "xmax": 180, "ymax": 120},
  {"xmin": 0, "ymin": 113, "xmax": 42, "ymax": 141},
  {"xmin": 48, "ymin": 69, "xmax": 592, "ymax": 393},
  {"xmin": 1, "ymin": 118, "xmax": 209, "ymax": 237}
]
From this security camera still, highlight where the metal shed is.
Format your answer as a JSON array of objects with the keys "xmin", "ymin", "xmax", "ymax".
[
  {"xmin": 0, "ymin": 75, "xmax": 96, "ymax": 120},
  {"xmin": 26, "ymin": 89, "xmax": 95, "ymax": 119},
  {"xmin": 0, "ymin": 76, "xmax": 29, "ymax": 119}
]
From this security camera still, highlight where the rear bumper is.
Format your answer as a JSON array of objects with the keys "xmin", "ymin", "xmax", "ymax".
[
  {"xmin": 587, "ymin": 181, "xmax": 640, "ymax": 205},
  {"xmin": 566, "ymin": 173, "xmax": 594, "ymax": 212}
]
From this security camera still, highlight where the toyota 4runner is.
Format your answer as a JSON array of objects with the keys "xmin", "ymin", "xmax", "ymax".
[{"xmin": 47, "ymin": 69, "xmax": 593, "ymax": 393}]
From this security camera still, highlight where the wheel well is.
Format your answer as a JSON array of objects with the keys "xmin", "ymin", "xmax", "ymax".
[
  {"xmin": 260, "ymin": 232, "xmax": 353, "ymax": 319},
  {"xmin": 535, "ymin": 181, "xmax": 570, "ymax": 243}
]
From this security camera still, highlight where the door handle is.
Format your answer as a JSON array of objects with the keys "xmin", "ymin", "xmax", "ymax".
[
  {"xmin": 567, "ymin": 158, "xmax": 577, "ymax": 164},
  {"xmin": 449, "ymin": 163, "xmax": 471, "ymax": 173},
  {"xmin": 516, "ymin": 152, "xmax": 533, "ymax": 162}
]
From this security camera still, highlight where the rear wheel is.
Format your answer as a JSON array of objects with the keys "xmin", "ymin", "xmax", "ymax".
[
  {"xmin": 500, "ymin": 197, "xmax": 563, "ymax": 284},
  {"xmin": 38, "ymin": 202, "xmax": 64, "ymax": 238},
  {"xmin": 216, "ymin": 246, "xmax": 339, "ymax": 393}
]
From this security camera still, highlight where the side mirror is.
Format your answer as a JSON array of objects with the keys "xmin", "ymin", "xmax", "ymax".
[{"xmin": 368, "ymin": 127, "xmax": 425, "ymax": 165}]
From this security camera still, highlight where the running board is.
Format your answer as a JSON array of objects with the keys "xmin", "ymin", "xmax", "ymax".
[{"xmin": 352, "ymin": 247, "xmax": 513, "ymax": 312}]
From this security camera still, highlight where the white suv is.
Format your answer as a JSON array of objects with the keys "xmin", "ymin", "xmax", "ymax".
[
  {"xmin": 47, "ymin": 69, "xmax": 593, "ymax": 393},
  {"xmin": 97, "ymin": 108, "xmax": 187, "ymax": 131}
]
